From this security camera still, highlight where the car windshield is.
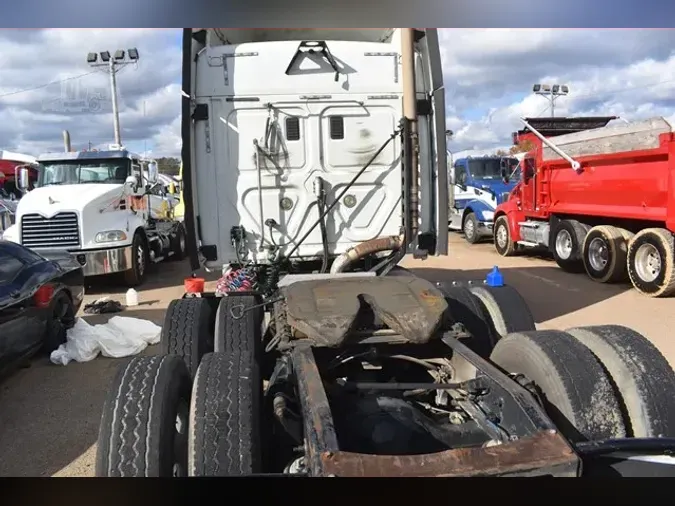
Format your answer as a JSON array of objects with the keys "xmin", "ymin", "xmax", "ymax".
[
  {"xmin": 468, "ymin": 158, "xmax": 517, "ymax": 180},
  {"xmin": 38, "ymin": 159, "xmax": 130, "ymax": 186}
]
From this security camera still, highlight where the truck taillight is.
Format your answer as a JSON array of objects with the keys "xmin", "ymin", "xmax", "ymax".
[{"xmin": 34, "ymin": 284, "xmax": 55, "ymax": 308}]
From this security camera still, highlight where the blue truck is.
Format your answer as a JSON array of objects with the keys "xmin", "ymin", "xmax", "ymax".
[{"xmin": 448, "ymin": 154, "xmax": 520, "ymax": 244}]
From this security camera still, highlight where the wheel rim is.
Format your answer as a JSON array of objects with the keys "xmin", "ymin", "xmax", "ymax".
[
  {"xmin": 137, "ymin": 243, "xmax": 145, "ymax": 276},
  {"xmin": 179, "ymin": 233, "xmax": 186, "ymax": 253},
  {"xmin": 172, "ymin": 400, "xmax": 189, "ymax": 477},
  {"xmin": 464, "ymin": 218, "xmax": 475, "ymax": 239},
  {"xmin": 588, "ymin": 237, "xmax": 609, "ymax": 272},
  {"xmin": 555, "ymin": 229, "xmax": 573, "ymax": 260},
  {"xmin": 634, "ymin": 243, "xmax": 662, "ymax": 283},
  {"xmin": 496, "ymin": 223, "xmax": 508, "ymax": 249}
]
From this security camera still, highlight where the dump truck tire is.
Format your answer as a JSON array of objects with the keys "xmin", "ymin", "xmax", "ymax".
[
  {"xmin": 627, "ymin": 228, "xmax": 675, "ymax": 298},
  {"xmin": 170, "ymin": 224, "xmax": 187, "ymax": 261},
  {"xmin": 214, "ymin": 295, "xmax": 263, "ymax": 355},
  {"xmin": 123, "ymin": 231, "xmax": 149, "ymax": 287},
  {"xmin": 582, "ymin": 225, "xmax": 630, "ymax": 283},
  {"xmin": 551, "ymin": 219, "xmax": 589, "ymax": 273},
  {"xmin": 188, "ymin": 352, "xmax": 262, "ymax": 476},
  {"xmin": 469, "ymin": 285, "xmax": 536, "ymax": 337},
  {"xmin": 494, "ymin": 215, "xmax": 516, "ymax": 257},
  {"xmin": 437, "ymin": 284, "xmax": 499, "ymax": 358},
  {"xmin": 566, "ymin": 325, "xmax": 675, "ymax": 438},
  {"xmin": 160, "ymin": 298, "xmax": 215, "ymax": 378},
  {"xmin": 95, "ymin": 355, "xmax": 191, "ymax": 477},
  {"xmin": 490, "ymin": 330, "xmax": 626, "ymax": 442}
]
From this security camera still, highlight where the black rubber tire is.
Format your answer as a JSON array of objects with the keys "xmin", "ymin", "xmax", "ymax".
[
  {"xmin": 43, "ymin": 290, "xmax": 76, "ymax": 354},
  {"xmin": 582, "ymin": 225, "xmax": 629, "ymax": 283},
  {"xmin": 626, "ymin": 228, "xmax": 675, "ymax": 298},
  {"xmin": 160, "ymin": 298, "xmax": 215, "ymax": 378},
  {"xmin": 566, "ymin": 325, "xmax": 675, "ymax": 438},
  {"xmin": 123, "ymin": 232, "xmax": 148, "ymax": 287},
  {"xmin": 494, "ymin": 215, "xmax": 516, "ymax": 257},
  {"xmin": 188, "ymin": 351, "xmax": 262, "ymax": 476},
  {"xmin": 437, "ymin": 284, "xmax": 499, "ymax": 358},
  {"xmin": 214, "ymin": 295, "xmax": 263, "ymax": 355},
  {"xmin": 551, "ymin": 219, "xmax": 589, "ymax": 273},
  {"xmin": 170, "ymin": 224, "xmax": 187, "ymax": 261},
  {"xmin": 95, "ymin": 355, "xmax": 191, "ymax": 477},
  {"xmin": 463, "ymin": 212, "xmax": 480, "ymax": 244},
  {"xmin": 468, "ymin": 285, "xmax": 536, "ymax": 337},
  {"xmin": 490, "ymin": 330, "xmax": 627, "ymax": 443}
]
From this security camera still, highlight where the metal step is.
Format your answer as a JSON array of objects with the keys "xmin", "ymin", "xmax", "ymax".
[{"xmin": 516, "ymin": 240, "xmax": 539, "ymax": 247}]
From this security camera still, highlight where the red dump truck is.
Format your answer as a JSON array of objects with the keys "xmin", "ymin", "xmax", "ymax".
[{"xmin": 493, "ymin": 115, "xmax": 675, "ymax": 298}]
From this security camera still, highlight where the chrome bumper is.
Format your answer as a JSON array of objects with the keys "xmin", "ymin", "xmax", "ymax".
[
  {"xmin": 478, "ymin": 221, "xmax": 494, "ymax": 235},
  {"xmin": 40, "ymin": 246, "xmax": 133, "ymax": 276}
]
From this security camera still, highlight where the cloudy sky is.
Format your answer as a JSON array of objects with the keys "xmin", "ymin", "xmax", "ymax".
[{"xmin": 1, "ymin": 28, "xmax": 674, "ymax": 158}]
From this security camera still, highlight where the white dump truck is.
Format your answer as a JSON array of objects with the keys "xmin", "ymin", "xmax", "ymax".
[{"xmin": 5, "ymin": 146, "xmax": 187, "ymax": 286}]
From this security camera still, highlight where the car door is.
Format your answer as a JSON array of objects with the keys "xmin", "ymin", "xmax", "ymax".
[{"xmin": 0, "ymin": 247, "xmax": 46, "ymax": 370}]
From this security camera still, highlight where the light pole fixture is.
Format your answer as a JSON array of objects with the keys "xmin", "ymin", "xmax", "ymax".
[
  {"xmin": 86, "ymin": 48, "xmax": 140, "ymax": 147},
  {"xmin": 532, "ymin": 83, "xmax": 569, "ymax": 117}
]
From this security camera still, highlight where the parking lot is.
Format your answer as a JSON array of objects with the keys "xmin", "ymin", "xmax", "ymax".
[{"xmin": 1, "ymin": 232, "xmax": 674, "ymax": 477}]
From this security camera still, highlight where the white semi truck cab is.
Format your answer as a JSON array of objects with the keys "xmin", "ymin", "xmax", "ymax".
[
  {"xmin": 181, "ymin": 28, "xmax": 448, "ymax": 280},
  {"xmin": 5, "ymin": 148, "xmax": 187, "ymax": 286}
]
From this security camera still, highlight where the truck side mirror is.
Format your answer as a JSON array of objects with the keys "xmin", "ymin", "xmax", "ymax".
[
  {"xmin": 147, "ymin": 162, "xmax": 159, "ymax": 184},
  {"xmin": 124, "ymin": 175, "xmax": 139, "ymax": 194},
  {"xmin": 17, "ymin": 167, "xmax": 30, "ymax": 191}
]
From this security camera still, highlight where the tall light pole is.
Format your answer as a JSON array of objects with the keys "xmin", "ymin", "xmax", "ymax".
[
  {"xmin": 533, "ymin": 83, "xmax": 569, "ymax": 117},
  {"xmin": 86, "ymin": 48, "xmax": 139, "ymax": 147}
]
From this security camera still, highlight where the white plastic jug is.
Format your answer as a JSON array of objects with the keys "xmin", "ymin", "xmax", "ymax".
[{"xmin": 126, "ymin": 288, "xmax": 139, "ymax": 307}]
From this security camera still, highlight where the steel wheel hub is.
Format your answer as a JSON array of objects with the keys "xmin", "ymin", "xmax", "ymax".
[
  {"xmin": 496, "ymin": 224, "xmax": 508, "ymax": 249},
  {"xmin": 635, "ymin": 243, "xmax": 662, "ymax": 283},
  {"xmin": 464, "ymin": 218, "xmax": 475, "ymax": 239},
  {"xmin": 588, "ymin": 237, "xmax": 609, "ymax": 272},
  {"xmin": 555, "ymin": 229, "xmax": 573, "ymax": 260}
]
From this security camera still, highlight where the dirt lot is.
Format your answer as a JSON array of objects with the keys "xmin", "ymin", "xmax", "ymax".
[{"xmin": 1, "ymin": 232, "xmax": 674, "ymax": 477}]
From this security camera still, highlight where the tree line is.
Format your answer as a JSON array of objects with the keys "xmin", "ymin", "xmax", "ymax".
[{"xmin": 155, "ymin": 157, "xmax": 181, "ymax": 176}]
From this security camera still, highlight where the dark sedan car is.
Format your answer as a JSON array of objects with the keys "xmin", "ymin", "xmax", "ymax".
[{"xmin": 0, "ymin": 240, "xmax": 84, "ymax": 377}]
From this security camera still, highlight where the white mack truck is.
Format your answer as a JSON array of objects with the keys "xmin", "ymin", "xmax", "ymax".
[{"xmin": 5, "ymin": 146, "xmax": 187, "ymax": 286}]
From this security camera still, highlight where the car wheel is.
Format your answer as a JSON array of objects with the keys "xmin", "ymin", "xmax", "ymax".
[{"xmin": 43, "ymin": 291, "xmax": 76, "ymax": 354}]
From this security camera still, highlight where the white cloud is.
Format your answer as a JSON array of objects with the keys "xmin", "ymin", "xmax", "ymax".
[{"xmin": 1, "ymin": 29, "xmax": 674, "ymax": 159}]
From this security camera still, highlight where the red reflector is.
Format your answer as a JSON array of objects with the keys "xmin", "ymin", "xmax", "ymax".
[{"xmin": 34, "ymin": 284, "xmax": 55, "ymax": 308}]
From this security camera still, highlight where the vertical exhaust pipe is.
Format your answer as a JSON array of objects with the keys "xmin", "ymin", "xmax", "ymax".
[
  {"xmin": 63, "ymin": 130, "xmax": 72, "ymax": 152},
  {"xmin": 401, "ymin": 29, "xmax": 419, "ymax": 239}
]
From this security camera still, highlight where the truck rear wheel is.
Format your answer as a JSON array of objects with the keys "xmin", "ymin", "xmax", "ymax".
[
  {"xmin": 438, "ymin": 285, "xmax": 499, "ymax": 358},
  {"xmin": 95, "ymin": 355, "xmax": 191, "ymax": 477},
  {"xmin": 160, "ymin": 298, "xmax": 215, "ymax": 378},
  {"xmin": 490, "ymin": 330, "xmax": 626, "ymax": 443},
  {"xmin": 566, "ymin": 325, "xmax": 675, "ymax": 438},
  {"xmin": 551, "ymin": 219, "xmax": 589, "ymax": 273},
  {"xmin": 469, "ymin": 285, "xmax": 536, "ymax": 337},
  {"xmin": 582, "ymin": 225, "xmax": 629, "ymax": 283},
  {"xmin": 214, "ymin": 295, "xmax": 263, "ymax": 355},
  {"xmin": 188, "ymin": 352, "xmax": 262, "ymax": 476},
  {"xmin": 627, "ymin": 228, "xmax": 675, "ymax": 297},
  {"xmin": 494, "ymin": 215, "xmax": 516, "ymax": 257},
  {"xmin": 463, "ymin": 212, "xmax": 480, "ymax": 244}
]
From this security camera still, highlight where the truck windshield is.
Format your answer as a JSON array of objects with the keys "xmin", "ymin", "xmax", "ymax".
[
  {"xmin": 468, "ymin": 159, "xmax": 516, "ymax": 180},
  {"xmin": 37, "ymin": 159, "xmax": 131, "ymax": 186}
]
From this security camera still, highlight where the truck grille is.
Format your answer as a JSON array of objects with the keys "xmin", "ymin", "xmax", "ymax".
[{"xmin": 21, "ymin": 212, "xmax": 80, "ymax": 249}]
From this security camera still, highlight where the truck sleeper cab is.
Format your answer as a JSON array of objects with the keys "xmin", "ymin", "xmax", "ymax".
[
  {"xmin": 494, "ymin": 115, "xmax": 675, "ymax": 298},
  {"xmin": 448, "ymin": 155, "xmax": 519, "ymax": 244}
]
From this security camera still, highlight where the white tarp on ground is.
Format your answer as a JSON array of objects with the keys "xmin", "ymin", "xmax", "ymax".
[{"xmin": 50, "ymin": 316, "xmax": 161, "ymax": 366}]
